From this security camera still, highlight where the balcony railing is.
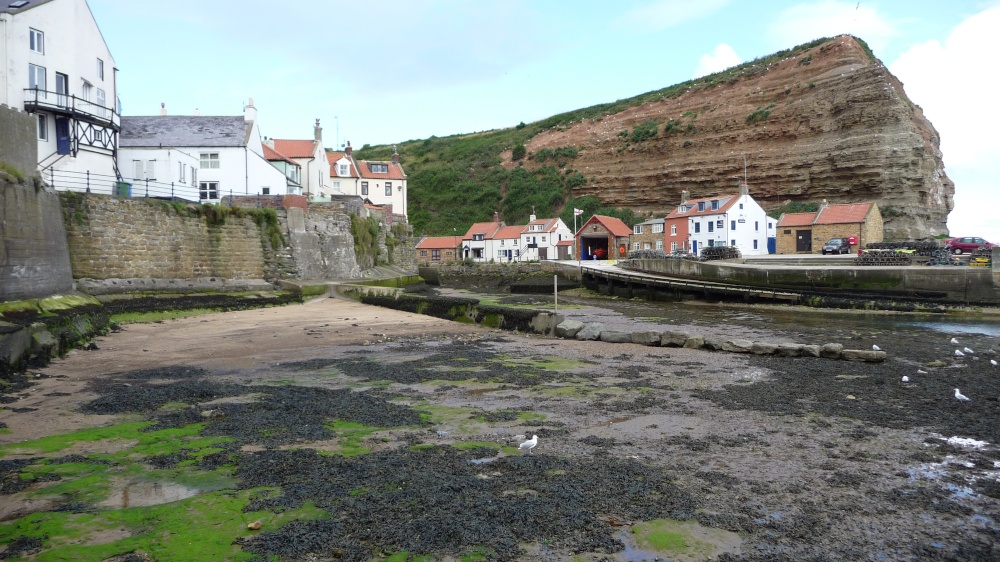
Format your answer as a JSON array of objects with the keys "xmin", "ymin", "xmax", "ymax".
[{"xmin": 23, "ymin": 88, "xmax": 120, "ymax": 129}]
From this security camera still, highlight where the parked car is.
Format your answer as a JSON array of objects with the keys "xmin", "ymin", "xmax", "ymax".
[
  {"xmin": 944, "ymin": 236, "xmax": 994, "ymax": 255},
  {"xmin": 821, "ymin": 238, "xmax": 852, "ymax": 255}
]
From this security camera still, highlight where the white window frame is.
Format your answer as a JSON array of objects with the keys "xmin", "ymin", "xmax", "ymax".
[
  {"xmin": 178, "ymin": 162, "xmax": 186, "ymax": 183},
  {"xmin": 361, "ymin": 181, "xmax": 368, "ymax": 195},
  {"xmin": 385, "ymin": 181, "xmax": 392, "ymax": 196},
  {"xmin": 82, "ymin": 81, "xmax": 93, "ymax": 102},
  {"xmin": 633, "ymin": 242, "xmax": 640, "ymax": 251},
  {"xmin": 192, "ymin": 167, "xmax": 197, "ymax": 187},
  {"xmin": 146, "ymin": 159, "xmax": 156, "ymax": 180},
  {"xmin": 633, "ymin": 225, "xmax": 642, "ymax": 235},
  {"xmin": 29, "ymin": 64, "xmax": 46, "ymax": 92},
  {"xmin": 96, "ymin": 88, "xmax": 106, "ymax": 108},
  {"xmin": 656, "ymin": 240, "xmax": 663, "ymax": 250},
  {"xmin": 199, "ymin": 181, "xmax": 219, "ymax": 200},
  {"xmin": 97, "ymin": 58, "xmax": 104, "ymax": 80},
  {"xmin": 339, "ymin": 164, "xmax": 347, "ymax": 175},
  {"xmin": 29, "ymin": 28, "xmax": 43, "ymax": 54},
  {"xmin": 652, "ymin": 223, "xmax": 664, "ymax": 233},
  {"xmin": 37, "ymin": 114, "xmax": 48, "ymax": 141},
  {"xmin": 670, "ymin": 241, "xmax": 677, "ymax": 252},
  {"xmin": 200, "ymin": 152, "xmax": 220, "ymax": 169},
  {"xmin": 670, "ymin": 224, "xmax": 677, "ymax": 236}
]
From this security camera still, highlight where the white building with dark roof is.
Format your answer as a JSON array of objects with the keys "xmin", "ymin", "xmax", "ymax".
[
  {"xmin": 119, "ymin": 100, "xmax": 289, "ymax": 202},
  {"xmin": 1, "ymin": 0, "xmax": 120, "ymax": 186}
]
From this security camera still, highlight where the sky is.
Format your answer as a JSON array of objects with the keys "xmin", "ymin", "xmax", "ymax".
[{"xmin": 87, "ymin": 0, "xmax": 1000, "ymax": 242}]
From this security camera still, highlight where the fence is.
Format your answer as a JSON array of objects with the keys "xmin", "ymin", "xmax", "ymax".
[{"xmin": 47, "ymin": 168, "xmax": 201, "ymax": 202}]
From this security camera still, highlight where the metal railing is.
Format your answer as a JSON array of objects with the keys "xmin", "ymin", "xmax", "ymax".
[
  {"xmin": 23, "ymin": 88, "xmax": 120, "ymax": 128},
  {"xmin": 47, "ymin": 168, "xmax": 201, "ymax": 202}
]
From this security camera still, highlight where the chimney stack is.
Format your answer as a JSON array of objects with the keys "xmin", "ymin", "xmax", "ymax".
[
  {"xmin": 193, "ymin": 108, "xmax": 200, "ymax": 116},
  {"xmin": 159, "ymin": 102, "xmax": 167, "ymax": 116},
  {"xmin": 680, "ymin": 190, "xmax": 689, "ymax": 204},
  {"xmin": 314, "ymin": 118, "xmax": 322, "ymax": 143},
  {"xmin": 391, "ymin": 145, "xmax": 399, "ymax": 164},
  {"xmin": 244, "ymin": 98, "xmax": 257, "ymax": 123},
  {"xmin": 738, "ymin": 179, "xmax": 748, "ymax": 196},
  {"xmin": 493, "ymin": 211, "xmax": 500, "ymax": 224},
  {"xmin": 345, "ymin": 141, "xmax": 352, "ymax": 156}
]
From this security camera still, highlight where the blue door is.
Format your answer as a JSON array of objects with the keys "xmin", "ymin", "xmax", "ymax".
[
  {"xmin": 55, "ymin": 117, "xmax": 71, "ymax": 155},
  {"xmin": 767, "ymin": 237, "xmax": 776, "ymax": 254},
  {"xmin": 691, "ymin": 240, "xmax": 698, "ymax": 255}
]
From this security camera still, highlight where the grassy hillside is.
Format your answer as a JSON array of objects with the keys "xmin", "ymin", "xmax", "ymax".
[{"xmin": 356, "ymin": 36, "xmax": 853, "ymax": 235}]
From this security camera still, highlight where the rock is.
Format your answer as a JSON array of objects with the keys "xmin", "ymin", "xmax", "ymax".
[
  {"xmin": 801, "ymin": 345, "xmax": 822, "ymax": 358},
  {"xmin": 841, "ymin": 350, "xmax": 887, "ymax": 362},
  {"xmin": 631, "ymin": 331, "xmax": 661, "ymax": 346},
  {"xmin": 555, "ymin": 320, "xmax": 584, "ymax": 338},
  {"xmin": 925, "ymin": 360, "xmax": 948, "ymax": 368},
  {"xmin": 776, "ymin": 343, "xmax": 804, "ymax": 357},
  {"xmin": 703, "ymin": 336, "xmax": 725, "ymax": 351},
  {"xmin": 575, "ymin": 323, "xmax": 603, "ymax": 341},
  {"xmin": 751, "ymin": 342, "xmax": 778, "ymax": 355},
  {"xmin": 720, "ymin": 339, "xmax": 754, "ymax": 353},
  {"xmin": 820, "ymin": 343, "xmax": 844, "ymax": 359},
  {"xmin": 683, "ymin": 336, "xmax": 705, "ymax": 349},
  {"xmin": 660, "ymin": 331, "xmax": 690, "ymax": 347},
  {"xmin": 599, "ymin": 331, "xmax": 632, "ymax": 344},
  {"xmin": 248, "ymin": 520, "xmax": 262, "ymax": 530}
]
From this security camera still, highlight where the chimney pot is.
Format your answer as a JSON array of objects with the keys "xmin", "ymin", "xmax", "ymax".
[{"xmin": 159, "ymin": 102, "xmax": 167, "ymax": 116}]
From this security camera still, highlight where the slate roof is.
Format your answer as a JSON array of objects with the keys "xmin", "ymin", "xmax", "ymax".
[
  {"xmin": 272, "ymin": 139, "xmax": 317, "ymax": 159},
  {"xmin": 0, "ymin": 0, "xmax": 58, "ymax": 15},
  {"xmin": 120, "ymin": 116, "xmax": 250, "ymax": 148}
]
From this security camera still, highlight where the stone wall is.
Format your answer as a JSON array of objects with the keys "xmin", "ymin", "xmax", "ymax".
[
  {"xmin": 0, "ymin": 179, "xmax": 75, "ymax": 301},
  {"xmin": 60, "ymin": 194, "xmax": 268, "ymax": 282},
  {"xmin": 288, "ymin": 203, "xmax": 362, "ymax": 280},
  {"xmin": 0, "ymin": 104, "xmax": 38, "ymax": 177}
]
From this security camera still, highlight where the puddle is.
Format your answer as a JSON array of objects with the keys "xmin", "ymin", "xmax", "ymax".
[
  {"xmin": 99, "ymin": 479, "xmax": 200, "ymax": 508},
  {"xmin": 598, "ymin": 417, "xmax": 631, "ymax": 427},
  {"xmin": 469, "ymin": 457, "xmax": 498, "ymax": 465},
  {"xmin": 466, "ymin": 387, "xmax": 504, "ymax": 396},
  {"xmin": 618, "ymin": 519, "xmax": 742, "ymax": 562}
]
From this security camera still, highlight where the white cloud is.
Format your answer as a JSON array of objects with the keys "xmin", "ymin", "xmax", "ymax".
[
  {"xmin": 889, "ymin": 5, "xmax": 1000, "ymax": 241},
  {"xmin": 693, "ymin": 44, "xmax": 742, "ymax": 78},
  {"xmin": 767, "ymin": 1, "xmax": 896, "ymax": 55},
  {"xmin": 613, "ymin": 0, "xmax": 729, "ymax": 32}
]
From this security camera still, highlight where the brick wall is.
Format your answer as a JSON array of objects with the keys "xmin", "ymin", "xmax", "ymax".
[{"xmin": 61, "ymin": 194, "xmax": 267, "ymax": 280}]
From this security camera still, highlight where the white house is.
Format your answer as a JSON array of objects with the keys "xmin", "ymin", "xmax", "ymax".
[
  {"xmin": 262, "ymin": 143, "xmax": 302, "ymax": 194},
  {"xmin": 271, "ymin": 119, "xmax": 329, "ymax": 199},
  {"xmin": 1, "ymin": 0, "xmax": 119, "ymax": 184},
  {"xmin": 119, "ymin": 100, "xmax": 289, "ymax": 203},
  {"xmin": 462, "ymin": 213, "xmax": 504, "ymax": 262},
  {"xmin": 664, "ymin": 182, "xmax": 774, "ymax": 256},
  {"xmin": 485, "ymin": 225, "xmax": 525, "ymax": 262},
  {"xmin": 326, "ymin": 141, "xmax": 409, "ymax": 221},
  {"xmin": 327, "ymin": 144, "xmax": 358, "ymax": 196},
  {"xmin": 519, "ymin": 215, "xmax": 573, "ymax": 261}
]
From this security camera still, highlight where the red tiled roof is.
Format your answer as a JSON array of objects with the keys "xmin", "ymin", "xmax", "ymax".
[
  {"xmin": 416, "ymin": 236, "xmax": 463, "ymax": 250},
  {"xmin": 262, "ymin": 144, "xmax": 297, "ymax": 166},
  {"xmin": 814, "ymin": 202, "xmax": 874, "ymax": 225},
  {"xmin": 327, "ymin": 151, "xmax": 358, "ymax": 177},
  {"xmin": 586, "ymin": 215, "xmax": 633, "ymax": 237},
  {"xmin": 271, "ymin": 139, "xmax": 317, "ymax": 159},
  {"xmin": 492, "ymin": 225, "xmax": 525, "ymax": 240},
  {"xmin": 665, "ymin": 195, "xmax": 737, "ymax": 218},
  {"xmin": 357, "ymin": 160, "xmax": 406, "ymax": 180},
  {"xmin": 555, "ymin": 240, "xmax": 574, "ymax": 246},
  {"xmin": 526, "ymin": 218, "xmax": 559, "ymax": 233},
  {"xmin": 777, "ymin": 212, "xmax": 817, "ymax": 227},
  {"xmin": 464, "ymin": 221, "xmax": 503, "ymax": 239}
]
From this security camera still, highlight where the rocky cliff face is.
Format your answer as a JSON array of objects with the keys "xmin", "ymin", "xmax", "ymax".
[{"xmin": 508, "ymin": 36, "xmax": 953, "ymax": 240}]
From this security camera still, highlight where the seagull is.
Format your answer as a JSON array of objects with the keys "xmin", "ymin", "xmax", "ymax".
[
  {"xmin": 954, "ymin": 388, "xmax": 970, "ymax": 402},
  {"xmin": 917, "ymin": 369, "xmax": 928, "ymax": 374},
  {"xmin": 901, "ymin": 376, "xmax": 909, "ymax": 382},
  {"xmin": 951, "ymin": 338, "xmax": 960, "ymax": 345},
  {"xmin": 955, "ymin": 349, "xmax": 965, "ymax": 357},
  {"xmin": 964, "ymin": 347, "xmax": 974, "ymax": 354},
  {"xmin": 518, "ymin": 435, "xmax": 538, "ymax": 454},
  {"xmin": 872, "ymin": 344, "xmax": 881, "ymax": 351}
]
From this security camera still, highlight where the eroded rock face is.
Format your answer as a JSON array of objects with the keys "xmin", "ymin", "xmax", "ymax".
[{"xmin": 509, "ymin": 36, "xmax": 953, "ymax": 240}]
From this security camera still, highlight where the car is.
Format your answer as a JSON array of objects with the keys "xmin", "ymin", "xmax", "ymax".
[
  {"xmin": 944, "ymin": 236, "xmax": 993, "ymax": 255},
  {"xmin": 821, "ymin": 238, "xmax": 851, "ymax": 255}
]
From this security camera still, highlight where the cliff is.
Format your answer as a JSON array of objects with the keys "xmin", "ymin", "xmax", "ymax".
[{"xmin": 504, "ymin": 36, "xmax": 953, "ymax": 240}]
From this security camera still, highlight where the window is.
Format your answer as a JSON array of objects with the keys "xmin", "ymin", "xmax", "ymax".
[
  {"xmin": 643, "ymin": 242, "xmax": 651, "ymax": 250},
  {"xmin": 731, "ymin": 239, "xmax": 736, "ymax": 246},
  {"xmin": 420, "ymin": 250, "xmax": 428, "ymax": 257},
  {"xmin": 708, "ymin": 222, "xmax": 714, "ymax": 233},
  {"xmin": 541, "ymin": 236, "xmax": 546, "ymax": 242},
  {"xmin": 500, "ymin": 239, "xmax": 505, "ymax": 246},
  {"xmin": 29, "ymin": 64, "xmax": 45, "ymax": 91},
  {"xmin": 192, "ymin": 168, "xmax": 197, "ymax": 187},
  {"xmin": 361, "ymin": 181, "xmax": 368, "ymax": 195},
  {"xmin": 199, "ymin": 182, "xmax": 219, "ymax": 200},
  {"xmin": 633, "ymin": 242, "xmax": 640, "ymax": 251},
  {"xmin": 783, "ymin": 229, "xmax": 792, "ymax": 235},
  {"xmin": 82, "ymin": 82, "xmax": 92, "ymax": 102},
  {"xmin": 262, "ymin": 187, "xmax": 270, "ymax": 195},
  {"xmin": 513, "ymin": 239, "xmax": 518, "ymax": 246},
  {"xmin": 755, "ymin": 221, "xmax": 759, "ymax": 232},
  {"xmin": 753, "ymin": 240, "xmax": 759, "ymax": 250},
  {"xmin": 178, "ymin": 162, "xmax": 185, "ymax": 183},
  {"xmin": 473, "ymin": 234, "xmax": 484, "ymax": 241},
  {"xmin": 432, "ymin": 249, "xmax": 441, "ymax": 261},
  {"xmin": 708, "ymin": 240, "xmax": 715, "ymax": 247},
  {"xmin": 671, "ymin": 241, "xmax": 678, "ymax": 252},
  {"xmin": 670, "ymin": 224, "xmax": 677, "ymax": 236},
  {"xmin": 132, "ymin": 159, "xmax": 156, "ymax": 180},
  {"xmin": 711, "ymin": 200, "xmax": 719, "ymax": 210},
  {"xmin": 370, "ymin": 163, "xmax": 388, "ymax": 173},
  {"xmin": 200, "ymin": 153, "xmax": 219, "ymax": 169},
  {"xmin": 698, "ymin": 202, "xmax": 705, "ymax": 212},
  {"xmin": 731, "ymin": 220, "xmax": 736, "ymax": 230},
  {"xmin": 385, "ymin": 181, "xmax": 392, "ymax": 196},
  {"xmin": 633, "ymin": 225, "xmax": 643, "ymax": 235},
  {"xmin": 97, "ymin": 58, "xmax": 104, "ymax": 80},
  {"xmin": 652, "ymin": 223, "xmax": 663, "ymax": 233},
  {"xmin": 694, "ymin": 222, "xmax": 701, "ymax": 233},
  {"xmin": 146, "ymin": 160, "xmax": 156, "ymax": 180},
  {"xmin": 37, "ymin": 114, "xmax": 47, "ymax": 140},
  {"xmin": 656, "ymin": 240, "xmax": 663, "ymax": 250},
  {"xmin": 29, "ymin": 28, "xmax": 43, "ymax": 54},
  {"xmin": 338, "ymin": 164, "xmax": 348, "ymax": 175},
  {"xmin": 96, "ymin": 88, "xmax": 106, "ymax": 108},
  {"xmin": 717, "ymin": 219, "xmax": 724, "ymax": 228},
  {"xmin": 332, "ymin": 181, "xmax": 340, "ymax": 189}
]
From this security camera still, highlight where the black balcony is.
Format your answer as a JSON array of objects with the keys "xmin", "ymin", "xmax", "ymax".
[{"xmin": 23, "ymin": 88, "xmax": 120, "ymax": 130}]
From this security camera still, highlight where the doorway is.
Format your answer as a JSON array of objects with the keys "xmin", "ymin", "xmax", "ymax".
[{"xmin": 796, "ymin": 230, "xmax": 812, "ymax": 252}]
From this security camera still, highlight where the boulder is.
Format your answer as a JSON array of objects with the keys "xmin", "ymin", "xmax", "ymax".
[
  {"xmin": 800, "ymin": 345, "xmax": 822, "ymax": 358},
  {"xmin": 776, "ymin": 343, "xmax": 804, "ymax": 357},
  {"xmin": 925, "ymin": 360, "xmax": 948, "ymax": 368},
  {"xmin": 575, "ymin": 323, "xmax": 603, "ymax": 341},
  {"xmin": 751, "ymin": 342, "xmax": 778, "ymax": 355},
  {"xmin": 660, "ymin": 331, "xmax": 690, "ymax": 347},
  {"xmin": 683, "ymin": 336, "xmax": 705, "ymax": 349},
  {"xmin": 631, "ymin": 331, "xmax": 661, "ymax": 346},
  {"xmin": 841, "ymin": 349, "xmax": 887, "ymax": 362},
  {"xmin": 720, "ymin": 339, "xmax": 754, "ymax": 353},
  {"xmin": 820, "ymin": 343, "xmax": 844, "ymax": 359},
  {"xmin": 600, "ymin": 330, "xmax": 633, "ymax": 344},
  {"xmin": 555, "ymin": 319, "xmax": 584, "ymax": 338},
  {"xmin": 703, "ymin": 336, "xmax": 725, "ymax": 351}
]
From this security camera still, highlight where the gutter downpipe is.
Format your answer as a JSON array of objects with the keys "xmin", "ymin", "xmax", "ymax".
[{"xmin": 1, "ymin": 14, "xmax": 9, "ymax": 105}]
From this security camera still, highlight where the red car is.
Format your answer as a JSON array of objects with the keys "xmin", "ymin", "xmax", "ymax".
[{"xmin": 944, "ymin": 236, "xmax": 993, "ymax": 255}]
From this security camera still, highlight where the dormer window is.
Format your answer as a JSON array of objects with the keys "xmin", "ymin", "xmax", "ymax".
[
  {"xmin": 370, "ymin": 163, "xmax": 388, "ymax": 173},
  {"xmin": 698, "ymin": 202, "xmax": 705, "ymax": 212},
  {"xmin": 711, "ymin": 200, "xmax": 719, "ymax": 210}
]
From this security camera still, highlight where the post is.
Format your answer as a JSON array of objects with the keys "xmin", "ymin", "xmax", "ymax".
[
  {"xmin": 50, "ymin": 168, "xmax": 55, "ymax": 189},
  {"xmin": 86, "ymin": 170, "xmax": 90, "ymax": 193},
  {"xmin": 171, "ymin": 182, "xmax": 174, "ymax": 200},
  {"xmin": 145, "ymin": 178, "xmax": 149, "ymax": 198},
  {"xmin": 554, "ymin": 275, "xmax": 558, "ymax": 313}
]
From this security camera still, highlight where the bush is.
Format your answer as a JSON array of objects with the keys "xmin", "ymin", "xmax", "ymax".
[
  {"xmin": 631, "ymin": 120, "xmax": 660, "ymax": 142},
  {"xmin": 512, "ymin": 144, "xmax": 526, "ymax": 161}
]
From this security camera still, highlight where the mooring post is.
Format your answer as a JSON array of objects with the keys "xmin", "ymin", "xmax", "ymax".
[{"xmin": 554, "ymin": 274, "xmax": 558, "ymax": 313}]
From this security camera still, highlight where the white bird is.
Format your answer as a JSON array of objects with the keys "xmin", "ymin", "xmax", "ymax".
[
  {"xmin": 991, "ymin": 359, "xmax": 998, "ymax": 367},
  {"xmin": 955, "ymin": 349, "xmax": 965, "ymax": 357},
  {"xmin": 950, "ymin": 337, "xmax": 959, "ymax": 344},
  {"xmin": 964, "ymin": 347, "xmax": 974, "ymax": 354},
  {"xmin": 518, "ymin": 435, "xmax": 538, "ymax": 454},
  {"xmin": 954, "ymin": 388, "xmax": 970, "ymax": 402},
  {"xmin": 872, "ymin": 345, "xmax": 881, "ymax": 351},
  {"xmin": 901, "ymin": 376, "xmax": 909, "ymax": 382},
  {"xmin": 917, "ymin": 369, "xmax": 928, "ymax": 374}
]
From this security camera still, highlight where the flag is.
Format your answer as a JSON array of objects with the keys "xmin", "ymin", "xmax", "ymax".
[{"xmin": 573, "ymin": 208, "xmax": 583, "ymax": 216}]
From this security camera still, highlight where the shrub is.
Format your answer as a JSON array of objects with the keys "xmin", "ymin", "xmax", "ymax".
[
  {"xmin": 746, "ymin": 103, "xmax": 776, "ymax": 124},
  {"xmin": 631, "ymin": 120, "xmax": 660, "ymax": 142},
  {"xmin": 512, "ymin": 144, "xmax": 526, "ymax": 161}
]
